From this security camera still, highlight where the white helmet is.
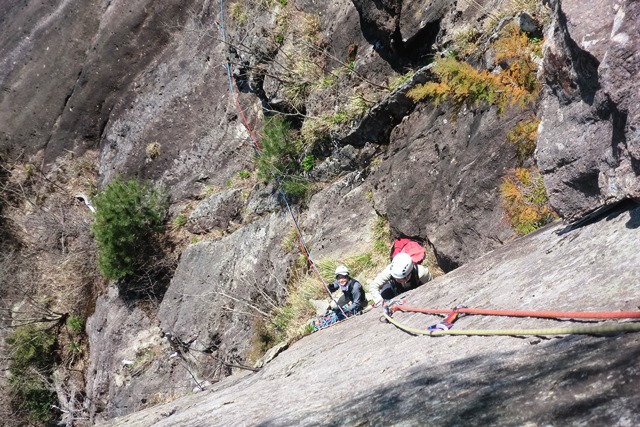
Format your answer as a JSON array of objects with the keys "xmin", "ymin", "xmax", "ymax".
[
  {"xmin": 335, "ymin": 265, "xmax": 350, "ymax": 276},
  {"xmin": 390, "ymin": 252, "xmax": 413, "ymax": 279}
]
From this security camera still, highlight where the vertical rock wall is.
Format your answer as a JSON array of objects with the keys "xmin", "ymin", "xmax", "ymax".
[{"xmin": 537, "ymin": 0, "xmax": 640, "ymax": 220}]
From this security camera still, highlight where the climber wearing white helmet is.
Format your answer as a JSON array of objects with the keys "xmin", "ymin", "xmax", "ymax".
[
  {"xmin": 369, "ymin": 252, "xmax": 433, "ymax": 302},
  {"xmin": 327, "ymin": 265, "xmax": 367, "ymax": 317}
]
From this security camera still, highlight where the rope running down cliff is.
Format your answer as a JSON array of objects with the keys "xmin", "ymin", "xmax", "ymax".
[{"xmin": 218, "ymin": 0, "xmax": 346, "ymax": 317}]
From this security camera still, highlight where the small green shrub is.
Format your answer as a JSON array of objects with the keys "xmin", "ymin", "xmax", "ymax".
[
  {"xmin": 329, "ymin": 110, "xmax": 350, "ymax": 125},
  {"xmin": 319, "ymin": 75, "xmax": 337, "ymax": 89},
  {"xmin": 173, "ymin": 215, "xmax": 188, "ymax": 229},
  {"xmin": 301, "ymin": 155, "xmax": 315, "ymax": 172},
  {"xmin": 271, "ymin": 305, "xmax": 295, "ymax": 335},
  {"xmin": 237, "ymin": 169, "xmax": 251, "ymax": 179},
  {"xmin": 257, "ymin": 116, "xmax": 299, "ymax": 181},
  {"xmin": 256, "ymin": 116, "xmax": 311, "ymax": 199},
  {"xmin": 6, "ymin": 326, "xmax": 58, "ymax": 424},
  {"xmin": 500, "ymin": 168, "xmax": 557, "ymax": 235},
  {"xmin": 91, "ymin": 177, "xmax": 168, "ymax": 280},
  {"xmin": 280, "ymin": 178, "xmax": 310, "ymax": 200},
  {"xmin": 66, "ymin": 315, "xmax": 84, "ymax": 333},
  {"xmin": 372, "ymin": 215, "xmax": 390, "ymax": 256}
]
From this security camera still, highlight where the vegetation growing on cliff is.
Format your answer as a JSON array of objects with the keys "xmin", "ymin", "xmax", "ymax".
[
  {"xmin": 407, "ymin": 14, "xmax": 554, "ymax": 236},
  {"xmin": 92, "ymin": 177, "xmax": 168, "ymax": 280},
  {"xmin": 507, "ymin": 116, "xmax": 540, "ymax": 165},
  {"xmin": 500, "ymin": 167, "xmax": 557, "ymax": 235},
  {"xmin": 256, "ymin": 115, "xmax": 312, "ymax": 200},
  {"xmin": 408, "ymin": 23, "xmax": 542, "ymax": 113},
  {"xmin": 6, "ymin": 326, "xmax": 58, "ymax": 424}
]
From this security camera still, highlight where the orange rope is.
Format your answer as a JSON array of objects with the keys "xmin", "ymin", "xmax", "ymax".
[{"xmin": 391, "ymin": 305, "xmax": 640, "ymax": 320}]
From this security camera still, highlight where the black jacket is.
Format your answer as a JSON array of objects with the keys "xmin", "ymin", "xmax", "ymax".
[{"xmin": 328, "ymin": 278, "xmax": 367, "ymax": 313}]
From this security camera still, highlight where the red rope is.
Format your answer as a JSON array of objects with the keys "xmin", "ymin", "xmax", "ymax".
[
  {"xmin": 296, "ymin": 227, "xmax": 347, "ymax": 318},
  {"xmin": 391, "ymin": 305, "xmax": 640, "ymax": 320},
  {"xmin": 231, "ymin": 75, "xmax": 261, "ymax": 153},
  {"xmin": 228, "ymin": 74, "xmax": 344, "ymax": 316}
]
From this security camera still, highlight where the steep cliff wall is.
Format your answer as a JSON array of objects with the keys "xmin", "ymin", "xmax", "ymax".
[
  {"xmin": 1, "ymin": 0, "xmax": 639, "ymax": 424},
  {"xmin": 537, "ymin": 0, "xmax": 640, "ymax": 220}
]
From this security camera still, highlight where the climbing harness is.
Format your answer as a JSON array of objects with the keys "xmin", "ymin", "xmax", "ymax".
[
  {"xmin": 312, "ymin": 306, "xmax": 363, "ymax": 332},
  {"xmin": 382, "ymin": 302, "xmax": 640, "ymax": 336}
]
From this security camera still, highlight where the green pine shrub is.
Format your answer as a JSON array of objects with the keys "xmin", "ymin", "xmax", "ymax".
[
  {"xmin": 91, "ymin": 177, "xmax": 168, "ymax": 280},
  {"xmin": 66, "ymin": 315, "xmax": 85, "ymax": 333},
  {"xmin": 256, "ymin": 115, "xmax": 310, "ymax": 200}
]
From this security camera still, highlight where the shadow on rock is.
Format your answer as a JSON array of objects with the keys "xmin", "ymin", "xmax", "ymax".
[{"xmin": 255, "ymin": 333, "xmax": 640, "ymax": 426}]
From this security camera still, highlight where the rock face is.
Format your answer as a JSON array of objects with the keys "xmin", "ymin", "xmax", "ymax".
[
  {"xmin": 0, "ymin": 0, "xmax": 200, "ymax": 165},
  {"xmin": 186, "ymin": 188, "xmax": 244, "ymax": 234},
  {"xmin": 85, "ymin": 287, "xmax": 191, "ymax": 424},
  {"xmin": 370, "ymin": 102, "xmax": 521, "ymax": 271},
  {"xmin": 2, "ymin": 0, "xmax": 639, "ymax": 423},
  {"xmin": 537, "ymin": 0, "xmax": 640, "ymax": 220},
  {"xmin": 103, "ymin": 201, "xmax": 640, "ymax": 426},
  {"xmin": 157, "ymin": 213, "xmax": 292, "ymax": 367},
  {"xmin": 302, "ymin": 171, "xmax": 378, "ymax": 261}
]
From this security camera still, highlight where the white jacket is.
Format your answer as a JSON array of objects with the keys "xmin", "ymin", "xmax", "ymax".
[{"xmin": 368, "ymin": 264, "xmax": 432, "ymax": 303}]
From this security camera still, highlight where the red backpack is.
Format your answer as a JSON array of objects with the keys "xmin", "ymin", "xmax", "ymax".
[{"xmin": 390, "ymin": 238, "xmax": 426, "ymax": 264}]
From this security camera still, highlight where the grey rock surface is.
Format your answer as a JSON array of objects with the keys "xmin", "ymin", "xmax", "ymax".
[
  {"xmin": 302, "ymin": 171, "xmax": 377, "ymax": 261},
  {"xmin": 537, "ymin": 0, "xmax": 640, "ymax": 220},
  {"xmin": 0, "ymin": 0, "xmax": 199, "ymax": 165},
  {"xmin": 186, "ymin": 188, "xmax": 244, "ymax": 234},
  {"xmin": 157, "ymin": 213, "xmax": 293, "ymax": 366},
  {"xmin": 370, "ymin": 102, "xmax": 521, "ymax": 271},
  {"xmin": 103, "ymin": 201, "xmax": 640, "ymax": 427},
  {"xmin": 85, "ymin": 286, "xmax": 193, "ymax": 424}
]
